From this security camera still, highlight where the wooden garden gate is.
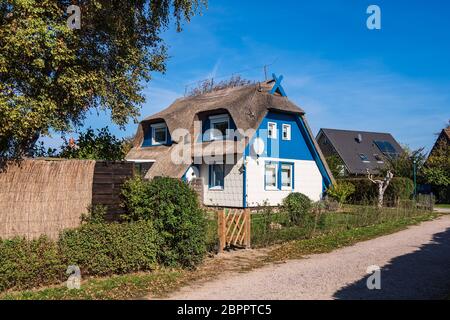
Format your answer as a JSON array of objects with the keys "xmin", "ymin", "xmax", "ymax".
[{"xmin": 218, "ymin": 208, "xmax": 251, "ymax": 253}]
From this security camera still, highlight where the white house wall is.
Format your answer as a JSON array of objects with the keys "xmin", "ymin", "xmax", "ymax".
[
  {"xmin": 245, "ymin": 156, "xmax": 323, "ymax": 206},
  {"xmin": 200, "ymin": 162, "xmax": 244, "ymax": 207}
]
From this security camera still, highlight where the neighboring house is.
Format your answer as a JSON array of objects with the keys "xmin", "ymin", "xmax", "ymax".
[
  {"xmin": 126, "ymin": 77, "xmax": 334, "ymax": 207},
  {"xmin": 427, "ymin": 126, "xmax": 450, "ymax": 160},
  {"xmin": 316, "ymin": 128, "xmax": 404, "ymax": 177}
]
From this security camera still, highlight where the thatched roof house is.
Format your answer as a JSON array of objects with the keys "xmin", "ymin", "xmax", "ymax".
[{"xmin": 127, "ymin": 78, "xmax": 334, "ymax": 207}]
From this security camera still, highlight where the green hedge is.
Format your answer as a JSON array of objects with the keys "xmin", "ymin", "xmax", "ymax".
[
  {"xmin": 0, "ymin": 221, "xmax": 157, "ymax": 292},
  {"xmin": 340, "ymin": 177, "xmax": 414, "ymax": 205},
  {"xmin": 0, "ymin": 236, "xmax": 64, "ymax": 291},
  {"xmin": 121, "ymin": 176, "xmax": 207, "ymax": 269},
  {"xmin": 59, "ymin": 221, "xmax": 157, "ymax": 276}
]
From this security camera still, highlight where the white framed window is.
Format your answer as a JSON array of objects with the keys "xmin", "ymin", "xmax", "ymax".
[
  {"xmin": 209, "ymin": 114, "xmax": 230, "ymax": 140},
  {"xmin": 209, "ymin": 164, "xmax": 225, "ymax": 190},
  {"xmin": 281, "ymin": 163, "xmax": 293, "ymax": 190},
  {"xmin": 282, "ymin": 124, "xmax": 291, "ymax": 140},
  {"xmin": 268, "ymin": 122, "xmax": 277, "ymax": 139},
  {"xmin": 265, "ymin": 162, "xmax": 278, "ymax": 190},
  {"xmin": 151, "ymin": 123, "xmax": 167, "ymax": 145}
]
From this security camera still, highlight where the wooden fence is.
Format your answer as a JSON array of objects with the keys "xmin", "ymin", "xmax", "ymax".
[
  {"xmin": 217, "ymin": 208, "xmax": 251, "ymax": 253},
  {"xmin": 91, "ymin": 161, "xmax": 134, "ymax": 220}
]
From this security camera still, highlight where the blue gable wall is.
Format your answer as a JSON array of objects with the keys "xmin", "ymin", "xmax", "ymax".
[
  {"xmin": 243, "ymin": 111, "xmax": 333, "ymax": 207},
  {"xmin": 248, "ymin": 111, "xmax": 314, "ymax": 160}
]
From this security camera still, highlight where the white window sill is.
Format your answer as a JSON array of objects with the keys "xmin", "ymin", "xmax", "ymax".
[
  {"xmin": 281, "ymin": 186, "xmax": 292, "ymax": 191},
  {"xmin": 265, "ymin": 186, "xmax": 279, "ymax": 191},
  {"xmin": 209, "ymin": 186, "xmax": 224, "ymax": 191}
]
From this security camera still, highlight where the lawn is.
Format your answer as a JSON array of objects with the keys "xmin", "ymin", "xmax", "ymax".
[{"xmin": 435, "ymin": 204, "xmax": 450, "ymax": 209}]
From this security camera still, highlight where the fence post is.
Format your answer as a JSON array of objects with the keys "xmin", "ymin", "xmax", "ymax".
[
  {"xmin": 245, "ymin": 208, "xmax": 251, "ymax": 249},
  {"xmin": 218, "ymin": 209, "xmax": 226, "ymax": 253}
]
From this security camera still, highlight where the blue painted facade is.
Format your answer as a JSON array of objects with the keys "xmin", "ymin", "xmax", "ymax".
[
  {"xmin": 242, "ymin": 111, "xmax": 333, "ymax": 207},
  {"xmin": 246, "ymin": 111, "xmax": 315, "ymax": 161}
]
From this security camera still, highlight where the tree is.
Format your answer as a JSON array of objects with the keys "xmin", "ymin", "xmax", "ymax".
[
  {"xmin": 367, "ymin": 169, "xmax": 394, "ymax": 208},
  {"xmin": 59, "ymin": 127, "xmax": 127, "ymax": 160},
  {"xmin": 423, "ymin": 139, "xmax": 450, "ymax": 187},
  {"xmin": 380, "ymin": 146, "xmax": 426, "ymax": 182},
  {"xmin": 0, "ymin": 0, "xmax": 206, "ymax": 161}
]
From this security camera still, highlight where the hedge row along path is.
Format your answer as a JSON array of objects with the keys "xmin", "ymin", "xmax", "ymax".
[{"xmin": 163, "ymin": 215, "xmax": 450, "ymax": 300}]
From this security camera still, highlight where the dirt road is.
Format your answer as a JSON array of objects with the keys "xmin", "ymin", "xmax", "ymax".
[{"xmin": 167, "ymin": 215, "xmax": 450, "ymax": 300}]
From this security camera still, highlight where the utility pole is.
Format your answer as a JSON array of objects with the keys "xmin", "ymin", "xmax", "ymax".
[{"xmin": 413, "ymin": 159, "xmax": 417, "ymax": 199}]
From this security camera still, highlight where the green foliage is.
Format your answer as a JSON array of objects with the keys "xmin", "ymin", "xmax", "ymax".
[
  {"xmin": 59, "ymin": 221, "xmax": 157, "ymax": 276},
  {"xmin": 80, "ymin": 205, "xmax": 108, "ymax": 224},
  {"xmin": 341, "ymin": 177, "xmax": 414, "ymax": 205},
  {"xmin": 58, "ymin": 127, "xmax": 127, "ymax": 160},
  {"xmin": 380, "ymin": 146, "xmax": 427, "ymax": 182},
  {"xmin": 385, "ymin": 177, "xmax": 414, "ymax": 203},
  {"xmin": 0, "ymin": 0, "xmax": 206, "ymax": 160},
  {"xmin": 326, "ymin": 182, "xmax": 356, "ymax": 205},
  {"xmin": 121, "ymin": 176, "xmax": 207, "ymax": 268},
  {"xmin": 281, "ymin": 193, "xmax": 313, "ymax": 226},
  {"xmin": 325, "ymin": 154, "xmax": 345, "ymax": 178},
  {"xmin": 0, "ymin": 220, "xmax": 157, "ymax": 292},
  {"xmin": 0, "ymin": 236, "xmax": 65, "ymax": 291},
  {"xmin": 423, "ymin": 139, "xmax": 450, "ymax": 187}
]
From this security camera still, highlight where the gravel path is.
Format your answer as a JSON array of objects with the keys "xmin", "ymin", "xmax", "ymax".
[{"xmin": 167, "ymin": 215, "xmax": 450, "ymax": 300}]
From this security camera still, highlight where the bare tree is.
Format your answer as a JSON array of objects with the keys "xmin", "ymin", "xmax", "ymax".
[
  {"xmin": 188, "ymin": 75, "xmax": 253, "ymax": 96},
  {"xmin": 367, "ymin": 169, "xmax": 394, "ymax": 208}
]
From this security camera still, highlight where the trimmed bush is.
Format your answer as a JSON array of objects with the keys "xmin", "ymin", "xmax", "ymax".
[
  {"xmin": 385, "ymin": 177, "xmax": 414, "ymax": 204},
  {"xmin": 281, "ymin": 192, "xmax": 313, "ymax": 226},
  {"xmin": 0, "ymin": 220, "xmax": 157, "ymax": 292},
  {"xmin": 340, "ymin": 177, "xmax": 414, "ymax": 205},
  {"xmin": 121, "ymin": 176, "xmax": 207, "ymax": 269},
  {"xmin": 0, "ymin": 236, "xmax": 65, "ymax": 291},
  {"xmin": 59, "ymin": 221, "xmax": 157, "ymax": 276}
]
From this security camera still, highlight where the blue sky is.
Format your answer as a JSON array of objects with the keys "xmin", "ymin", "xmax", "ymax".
[{"xmin": 45, "ymin": 0, "xmax": 450, "ymax": 153}]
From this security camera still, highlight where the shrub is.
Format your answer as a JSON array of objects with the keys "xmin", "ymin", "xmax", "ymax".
[
  {"xmin": 281, "ymin": 193, "xmax": 313, "ymax": 226},
  {"xmin": 0, "ymin": 236, "xmax": 65, "ymax": 291},
  {"xmin": 0, "ymin": 221, "xmax": 158, "ymax": 292},
  {"xmin": 59, "ymin": 221, "xmax": 158, "ymax": 276},
  {"xmin": 326, "ymin": 182, "xmax": 356, "ymax": 206},
  {"xmin": 385, "ymin": 177, "xmax": 414, "ymax": 204},
  {"xmin": 340, "ymin": 177, "xmax": 414, "ymax": 206},
  {"xmin": 121, "ymin": 176, "xmax": 207, "ymax": 269}
]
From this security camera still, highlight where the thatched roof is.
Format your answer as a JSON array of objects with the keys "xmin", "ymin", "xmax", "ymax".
[{"xmin": 126, "ymin": 81, "xmax": 324, "ymax": 179}]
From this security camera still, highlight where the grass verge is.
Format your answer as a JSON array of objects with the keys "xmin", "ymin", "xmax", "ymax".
[
  {"xmin": 267, "ymin": 212, "xmax": 438, "ymax": 262},
  {"xmin": 1, "ymin": 211, "xmax": 440, "ymax": 300}
]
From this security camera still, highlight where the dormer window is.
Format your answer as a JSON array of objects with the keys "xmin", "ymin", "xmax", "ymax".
[
  {"xmin": 151, "ymin": 123, "xmax": 167, "ymax": 145},
  {"xmin": 209, "ymin": 114, "xmax": 229, "ymax": 140}
]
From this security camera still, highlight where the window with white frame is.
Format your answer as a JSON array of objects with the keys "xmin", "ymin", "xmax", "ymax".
[
  {"xmin": 209, "ymin": 164, "xmax": 225, "ymax": 190},
  {"xmin": 268, "ymin": 122, "xmax": 277, "ymax": 139},
  {"xmin": 151, "ymin": 123, "xmax": 167, "ymax": 145},
  {"xmin": 209, "ymin": 114, "xmax": 229, "ymax": 140},
  {"xmin": 281, "ymin": 163, "xmax": 293, "ymax": 189},
  {"xmin": 282, "ymin": 124, "xmax": 291, "ymax": 140},
  {"xmin": 265, "ymin": 162, "xmax": 278, "ymax": 189}
]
